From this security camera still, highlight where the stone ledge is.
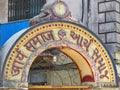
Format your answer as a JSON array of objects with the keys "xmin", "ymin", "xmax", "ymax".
[
  {"xmin": 105, "ymin": 43, "xmax": 120, "ymax": 59},
  {"xmin": 98, "ymin": 13, "xmax": 105, "ymax": 23},
  {"xmin": 105, "ymin": 43, "xmax": 117, "ymax": 52},
  {"xmin": 106, "ymin": 0, "xmax": 120, "ymax": 3},
  {"xmin": 98, "ymin": 1, "xmax": 120, "ymax": 13},
  {"xmin": 98, "ymin": 12, "xmax": 120, "ymax": 23},
  {"xmin": 98, "ymin": 0, "xmax": 120, "ymax": 3},
  {"xmin": 106, "ymin": 33, "xmax": 120, "ymax": 43},
  {"xmin": 98, "ymin": 34, "xmax": 106, "ymax": 43},
  {"xmin": 98, "ymin": 0, "xmax": 105, "ymax": 3},
  {"xmin": 99, "ymin": 22, "xmax": 120, "ymax": 33},
  {"xmin": 106, "ymin": 12, "xmax": 120, "ymax": 22}
]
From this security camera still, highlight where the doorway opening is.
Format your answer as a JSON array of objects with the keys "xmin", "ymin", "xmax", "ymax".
[{"xmin": 28, "ymin": 48, "xmax": 81, "ymax": 86}]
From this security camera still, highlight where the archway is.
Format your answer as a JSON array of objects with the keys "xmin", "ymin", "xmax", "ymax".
[
  {"xmin": 2, "ymin": 21, "xmax": 118, "ymax": 88},
  {"xmin": 28, "ymin": 48, "xmax": 82, "ymax": 86}
]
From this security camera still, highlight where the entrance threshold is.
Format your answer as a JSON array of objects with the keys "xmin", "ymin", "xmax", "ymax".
[{"xmin": 29, "ymin": 86, "xmax": 91, "ymax": 89}]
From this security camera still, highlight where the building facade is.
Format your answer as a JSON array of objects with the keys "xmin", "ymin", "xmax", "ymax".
[{"xmin": 0, "ymin": 0, "xmax": 120, "ymax": 90}]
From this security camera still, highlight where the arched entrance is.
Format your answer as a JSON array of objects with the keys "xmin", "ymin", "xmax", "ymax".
[
  {"xmin": 2, "ymin": 21, "xmax": 118, "ymax": 89},
  {"xmin": 28, "ymin": 48, "xmax": 81, "ymax": 86}
]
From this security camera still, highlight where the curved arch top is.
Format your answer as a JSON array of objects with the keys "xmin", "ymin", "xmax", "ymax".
[{"xmin": 2, "ymin": 20, "xmax": 118, "ymax": 87}]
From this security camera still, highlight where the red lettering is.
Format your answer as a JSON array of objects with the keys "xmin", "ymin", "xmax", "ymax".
[
  {"xmin": 100, "ymin": 70, "xmax": 109, "ymax": 79},
  {"xmin": 30, "ymin": 35, "xmax": 42, "ymax": 47},
  {"xmin": 70, "ymin": 31, "xmax": 92, "ymax": 51},
  {"xmin": 78, "ymin": 36, "xmax": 83, "ymax": 47},
  {"xmin": 92, "ymin": 48, "xmax": 101, "ymax": 63},
  {"xmin": 40, "ymin": 30, "xmax": 54, "ymax": 42},
  {"xmin": 70, "ymin": 31, "xmax": 83, "ymax": 47},
  {"xmin": 98, "ymin": 58, "xmax": 106, "ymax": 73},
  {"xmin": 16, "ymin": 48, "xmax": 27, "ymax": 60},
  {"xmin": 24, "ymin": 42, "xmax": 36, "ymax": 51},
  {"xmin": 83, "ymin": 39, "xmax": 93, "ymax": 52},
  {"xmin": 24, "ymin": 30, "xmax": 54, "ymax": 52},
  {"xmin": 11, "ymin": 59, "xmax": 24, "ymax": 76},
  {"xmin": 92, "ymin": 48, "xmax": 109, "ymax": 79}
]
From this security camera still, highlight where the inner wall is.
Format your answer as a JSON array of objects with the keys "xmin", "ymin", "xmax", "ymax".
[{"xmin": 28, "ymin": 48, "xmax": 81, "ymax": 86}]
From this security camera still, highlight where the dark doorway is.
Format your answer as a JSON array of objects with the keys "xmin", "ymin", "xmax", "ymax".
[{"xmin": 28, "ymin": 48, "xmax": 81, "ymax": 86}]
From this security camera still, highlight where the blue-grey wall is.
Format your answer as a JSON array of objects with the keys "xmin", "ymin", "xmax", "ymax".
[{"xmin": 0, "ymin": 20, "xmax": 30, "ymax": 48}]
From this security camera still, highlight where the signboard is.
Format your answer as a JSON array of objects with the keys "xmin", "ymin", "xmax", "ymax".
[{"xmin": 3, "ymin": 21, "xmax": 118, "ymax": 87}]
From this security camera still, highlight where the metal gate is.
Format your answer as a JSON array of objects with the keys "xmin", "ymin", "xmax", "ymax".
[{"xmin": 8, "ymin": 0, "xmax": 46, "ymax": 22}]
